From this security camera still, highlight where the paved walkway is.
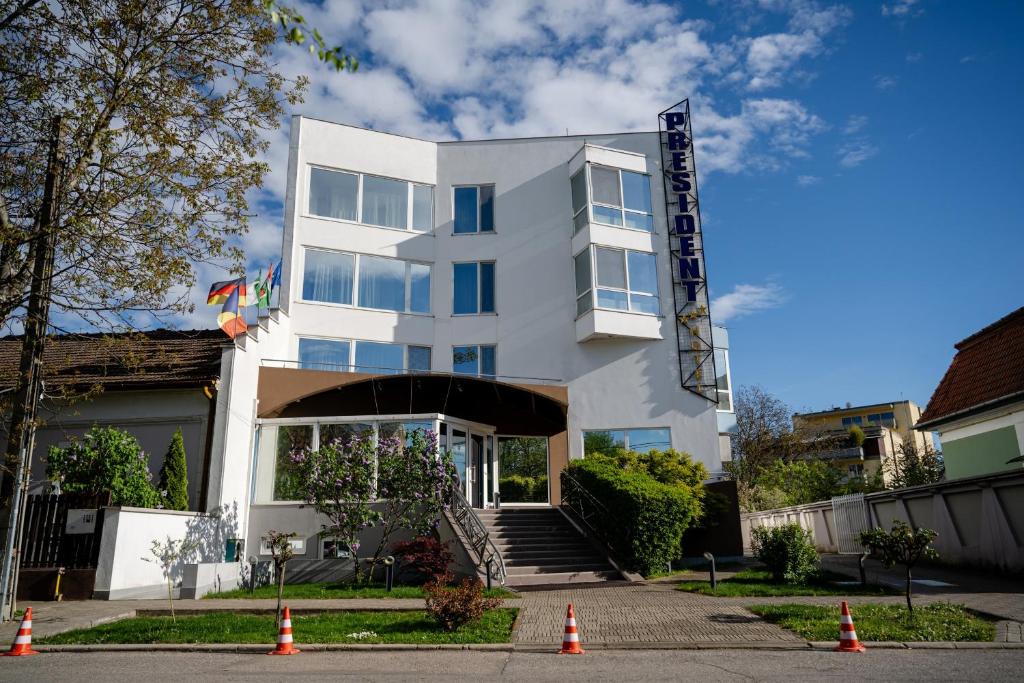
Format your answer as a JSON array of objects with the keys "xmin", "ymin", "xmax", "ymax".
[{"xmin": 2, "ymin": 556, "xmax": 1021, "ymax": 647}]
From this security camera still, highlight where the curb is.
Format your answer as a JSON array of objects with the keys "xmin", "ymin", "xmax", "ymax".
[{"xmin": 34, "ymin": 640, "xmax": 1024, "ymax": 653}]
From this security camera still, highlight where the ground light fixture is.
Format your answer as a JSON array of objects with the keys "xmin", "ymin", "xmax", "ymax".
[{"xmin": 703, "ymin": 552, "xmax": 717, "ymax": 591}]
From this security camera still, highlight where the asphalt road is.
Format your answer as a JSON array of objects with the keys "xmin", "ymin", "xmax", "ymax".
[{"xmin": 2, "ymin": 649, "xmax": 1023, "ymax": 681}]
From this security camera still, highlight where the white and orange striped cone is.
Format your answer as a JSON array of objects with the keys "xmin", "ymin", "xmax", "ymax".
[
  {"xmin": 559, "ymin": 603, "xmax": 584, "ymax": 654},
  {"xmin": 2, "ymin": 607, "xmax": 39, "ymax": 657},
  {"xmin": 267, "ymin": 605, "xmax": 300, "ymax": 655},
  {"xmin": 835, "ymin": 601, "xmax": 866, "ymax": 653}
]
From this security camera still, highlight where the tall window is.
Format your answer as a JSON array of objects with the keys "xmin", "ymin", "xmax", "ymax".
[
  {"xmin": 573, "ymin": 246, "xmax": 658, "ymax": 315},
  {"xmin": 453, "ymin": 345, "xmax": 496, "ymax": 377},
  {"xmin": 453, "ymin": 185, "xmax": 495, "ymax": 234},
  {"xmin": 307, "ymin": 165, "xmax": 433, "ymax": 232},
  {"xmin": 453, "ymin": 261, "xmax": 495, "ymax": 314},
  {"xmin": 575, "ymin": 165, "xmax": 653, "ymax": 233},
  {"xmin": 298, "ymin": 337, "xmax": 431, "ymax": 374},
  {"xmin": 301, "ymin": 248, "xmax": 430, "ymax": 314},
  {"xmin": 714, "ymin": 348, "xmax": 732, "ymax": 411},
  {"xmin": 582, "ymin": 428, "xmax": 670, "ymax": 455}
]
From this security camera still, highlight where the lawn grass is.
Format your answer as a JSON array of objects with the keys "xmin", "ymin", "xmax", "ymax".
[
  {"xmin": 749, "ymin": 602, "xmax": 994, "ymax": 642},
  {"xmin": 676, "ymin": 568, "xmax": 898, "ymax": 597},
  {"xmin": 38, "ymin": 609, "xmax": 518, "ymax": 645},
  {"xmin": 204, "ymin": 582, "xmax": 517, "ymax": 600}
]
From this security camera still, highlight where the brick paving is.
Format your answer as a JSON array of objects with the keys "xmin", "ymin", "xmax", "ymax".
[{"xmin": 512, "ymin": 582, "xmax": 799, "ymax": 645}]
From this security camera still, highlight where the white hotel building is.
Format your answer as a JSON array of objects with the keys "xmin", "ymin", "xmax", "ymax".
[{"xmin": 150, "ymin": 113, "xmax": 738, "ymax": 591}]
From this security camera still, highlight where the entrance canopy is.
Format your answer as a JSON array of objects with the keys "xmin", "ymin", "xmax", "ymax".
[{"xmin": 259, "ymin": 370, "xmax": 567, "ymax": 437}]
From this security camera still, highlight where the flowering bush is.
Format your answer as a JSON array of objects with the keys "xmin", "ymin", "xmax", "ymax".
[
  {"xmin": 392, "ymin": 535, "xmax": 454, "ymax": 584},
  {"xmin": 423, "ymin": 572, "xmax": 502, "ymax": 631},
  {"xmin": 289, "ymin": 431, "xmax": 379, "ymax": 580},
  {"xmin": 367, "ymin": 429, "xmax": 458, "ymax": 576},
  {"xmin": 46, "ymin": 426, "xmax": 158, "ymax": 507}
]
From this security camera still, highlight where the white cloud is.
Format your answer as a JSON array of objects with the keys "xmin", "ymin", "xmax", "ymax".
[
  {"xmin": 712, "ymin": 282, "xmax": 787, "ymax": 322},
  {"xmin": 874, "ymin": 75, "xmax": 898, "ymax": 90},
  {"xmin": 838, "ymin": 140, "xmax": 879, "ymax": 167},
  {"xmin": 796, "ymin": 174, "xmax": 821, "ymax": 186},
  {"xmin": 960, "ymin": 54, "xmax": 977, "ymax": 64},
  {"xmin": 881, "ymin": 0, "xmax": 923, "ymax": 18},
  {"xmin": 906, "ymin": 51, "xmax": 923, "ymax": 62},
  {"xmin": 842, "ymin": 114, "xmax": 868, "ymax": 135},
  {"xmin": 166, "ymin": 0, "xmax": 852, "ymax": 329}
]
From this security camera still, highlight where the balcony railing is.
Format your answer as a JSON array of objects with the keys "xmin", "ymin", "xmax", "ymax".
[{"xmin": 260, "ymin": 358, "xmax": 563, "ymax": 385}]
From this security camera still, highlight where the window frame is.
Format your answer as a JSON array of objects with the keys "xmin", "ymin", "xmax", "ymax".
[
  {"xmin": 451, "ymin": 344, "xmax": 497, "ymax": 378},
  {"xmin": 714, "ymin": 347, "xmax": 733, "ymax": 412},
  {"xmin": 582, "ymin": 427, "xmax": 672, "ymax": 455},
  {"xmin": 451, "ymin": 260, "xmax": 496, "ymax": 315},
  {"xmin": 573, "ymin": 245, "xmax": 660, "ymax": 317},
  {"xmin": 297, "ymin": 335, "xmax": 432, "ymax": 374},
  {"xmin": 575, "ymin": 164, "xmax": 654, "ymax": 234},
  {"xmin": 300, "ymin": 247, "xmax": 432, "ymax": 315},
  {"xmin": 452, "ymin": 184, "xmax": 496, "ymax": 234},
  {"xmin": 305, "ymin": 163, "xmax": 434, "ymax": 233}
]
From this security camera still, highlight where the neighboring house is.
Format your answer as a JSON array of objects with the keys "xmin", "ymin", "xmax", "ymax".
[
  {"xmin": 793, "ymin": 400, "xmax": 932, "ymax": 483},
  {"xmin": 0, "ymin": 329, "xmax": 227, "ymax": 510},
  {"xmin": 916, "ymin": 306, "xmax": 1024, "ymax": 480},
  {"xmin": 714, "ymin": 325, "xmax": 737, "ymax": 466}
]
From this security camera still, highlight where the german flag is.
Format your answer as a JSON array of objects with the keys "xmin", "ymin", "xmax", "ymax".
[
  {"xmin": 217, "ymin": 286, "xmax": 248, "ymax": 339},
  {"xmin": 207, "ymin": 277, "xmax": 248, "ymax": 306}
]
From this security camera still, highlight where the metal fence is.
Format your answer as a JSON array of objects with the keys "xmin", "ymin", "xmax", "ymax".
[
  {"xmin": 830, "ymin": 493, "xmax": 870, "ymax": 554},
  {"xmin": 19, "ymin": 494, "xmax": 106, "ymax": 569}
]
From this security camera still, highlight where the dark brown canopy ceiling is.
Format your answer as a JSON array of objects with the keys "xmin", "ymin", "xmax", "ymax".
[{"xmin": 261, "ymin": 371, "xmax": 567, "ymax": 437}]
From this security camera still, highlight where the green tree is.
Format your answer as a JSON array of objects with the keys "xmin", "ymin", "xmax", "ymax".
[
  {"xmin": 157, "ymin": 428, "xmax": 189, "ymax": 511},
  {"xmin": 885, "ymin": 443, "xmax": 944, "ymax": 489},
  {"xmin": 45, "ymin": 426, "xmax": 158, "ymax": 507},
  {"xmin": 860, "ymin": 521, "xmax": 938, "ymax": 614},
  {"xmin": 265, "ymin": 529, "xmax": 297, "ymax": 627},
  {"xmin": 141, "ymin": 535, "xmax": 198, "ymax": 622},
  {"xmin": 0, "ymin": 0, "xmax": 307, "ymax": 332}
]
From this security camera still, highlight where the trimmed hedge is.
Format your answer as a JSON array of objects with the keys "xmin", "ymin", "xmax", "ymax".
[{"xmin": 562, "ymin": 458, "xmax": 697, "ymax": 576}]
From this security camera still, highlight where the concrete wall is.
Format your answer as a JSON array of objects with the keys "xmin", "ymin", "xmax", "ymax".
[
  {"xmin": 277, "ymin": 118, "xmax": 721, "ymax": 477},
  {"xmin": 245, "ymin": 502, "xmax": 477, "ymax": 581},
  {"xmin": 741, "ymin": 470, "xmax": 1024, "ymax": 572},
  {"xmin": 94, "ymin": 506, "xmax": 240, "ymax": 599}
]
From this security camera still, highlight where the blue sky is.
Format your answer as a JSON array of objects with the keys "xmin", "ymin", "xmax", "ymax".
[{"xmin": 189, "ymin": 0, "xmax": 1023, "ymax": 416}]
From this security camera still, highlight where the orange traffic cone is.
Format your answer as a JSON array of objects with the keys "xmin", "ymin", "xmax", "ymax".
[
  {"xmin": 559, "ymin": 603, "xmax": 584, "ymax": 654},
  {"xmin": 2, "ymin": 607, "xmax": 39, "ymax": 656},
  {"xmin": 834, "ymin": 601, "xmax": 866, "ymax": 652},
  {"xmin": 267, "ymin": 606, "xmax": 300, "ymax": 655}
]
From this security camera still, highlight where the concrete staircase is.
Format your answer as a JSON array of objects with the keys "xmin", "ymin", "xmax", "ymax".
[{"xmin": 478, "ymin": 507, "xmax": 620, "ymax": 587}]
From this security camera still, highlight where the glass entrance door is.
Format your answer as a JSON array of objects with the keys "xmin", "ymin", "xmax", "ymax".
[{"xmin": 438, "ymin": 419, "xmax": 496, "ymax": 508}]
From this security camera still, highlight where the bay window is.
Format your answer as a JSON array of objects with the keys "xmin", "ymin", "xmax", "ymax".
[
  {"xmin": 571, "ymin": 164, "xmax": 653, "ymax": 233},
  {"xmin": 307, "ymin": 165, "xmax": 433, "ymax": 232},
  {"xmin": 301, "ymin": 248, "xmax": 431, "ymax": 314},
  {"xmin": 573, "ymin": 246, "xmax": 659, "ymax": 315}
]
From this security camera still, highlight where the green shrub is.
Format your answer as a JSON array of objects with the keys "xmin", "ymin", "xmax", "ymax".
[
  {"xmin": 423, "ymin": 572, "xmax": 502, "ymax": 631},
  {"xmin": 498, "ymin": 475, "xmax": 534, "ymax": 502},
  {"xmin": 158, "ymin": 429, "xmax": 189, "ymax": 511},
  {"xmin": 46, "ymin": 426, "xmax": 158, "ymax": 507},
  {"xmin": 533, "ymin": 475, "xmax": 548, "ymax": 501},
  {"xmin": 750, "ymin": 523, "xmax": 819, "ymax": 583},
  {"xmin": 563, "ymin": 458, "xmax": 697, "ymax": 576}
]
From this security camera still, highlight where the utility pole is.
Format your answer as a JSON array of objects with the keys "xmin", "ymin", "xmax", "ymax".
[{"xmin": 0, "ymin": 115, "xmax": 62, "ymax": 622}]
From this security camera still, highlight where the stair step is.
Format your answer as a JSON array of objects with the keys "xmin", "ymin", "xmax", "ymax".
[
  {"xmin": 500, "ymin": 547, "xmax": 596, "ymax": 558},
  {"xmin": 504, "ymin": 570, "xmax": 621, "ymax": 587},
  {"xmin": 504, "ymin": 555, "xmax": 604, "ymax": 567},
  {"xmin": 505, "ymin": 562, "xmax": 615, "ymax": 575}
]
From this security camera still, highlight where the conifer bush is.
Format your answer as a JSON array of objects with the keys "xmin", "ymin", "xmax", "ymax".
[{"xmin": 158, "ymin": 428, "xmax": 189, "ymax": 511}]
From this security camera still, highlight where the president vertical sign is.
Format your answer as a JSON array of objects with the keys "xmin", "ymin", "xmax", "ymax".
[{"xmin": 659, "ymin": 99, "xmax": 717, "ymax": 403}]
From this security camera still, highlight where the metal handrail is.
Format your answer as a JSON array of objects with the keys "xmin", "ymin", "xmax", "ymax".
[
  {"xmin": 447, "ymin": 486, "xmax": 506, "ymax": 585},
  {"xmin": 560, "ymin": 471, "xmax": 630, "ymax": 561}
]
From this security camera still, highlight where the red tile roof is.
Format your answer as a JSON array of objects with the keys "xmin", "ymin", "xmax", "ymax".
[
  {"xmin": 918, "ymin": 307, "xmax": 1024, "ymax": 428},
  {"xmin": 0, "ymin": 329, "xmax": 227, "ymax": 392}
]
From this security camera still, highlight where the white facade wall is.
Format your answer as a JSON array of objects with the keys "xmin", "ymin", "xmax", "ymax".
[{"xmin": 275, "ymin": 117, "xmax": 721, "ymax": 472}]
